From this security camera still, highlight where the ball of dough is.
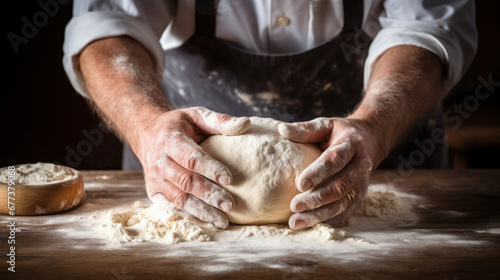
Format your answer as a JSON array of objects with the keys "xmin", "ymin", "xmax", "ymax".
[{"xmin": 200, "ymin": 117, "xmax": 322, "ymax": 225}]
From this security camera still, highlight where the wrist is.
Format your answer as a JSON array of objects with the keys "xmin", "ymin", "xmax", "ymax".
[
  {"xmin": 126, "ymin": 103, "xmax": 171, "ymax": 160},
  {"xmin": 346, "ymin": 113, "xmax": 393, "ymax": 168}
]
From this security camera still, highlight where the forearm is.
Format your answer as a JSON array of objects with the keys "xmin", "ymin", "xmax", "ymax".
[
  {"xmin": 79, "ymin": 36, "xmax": 169, "ymax": 154},
  {"xmin": 78, "ymin": 37, "xmax": 251, "ymax": 229},
  {"xmin": 349, "ymin": 45, "xmax": 446, "ymax": 165}
]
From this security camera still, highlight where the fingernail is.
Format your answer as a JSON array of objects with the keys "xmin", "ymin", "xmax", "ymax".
[
  {"xmin": 293, "ymin": 219, "xmax": 307, "ymax": 229},
  {"xmin": 300, "ymin": 178, "xmax": 313, "ymax": 191},
  {"xmin": 219, "ymin": 201, "xmax": 233, "ymax": 212},
  {"xmin": 217, "ymin": 175, "xmax": 231, "ymax": 185},
  {"xmin": 295, "ymin": 202, "xmax": 308, "ymax": 212}
]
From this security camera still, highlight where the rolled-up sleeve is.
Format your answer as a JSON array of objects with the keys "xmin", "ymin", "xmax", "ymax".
[
  {"xmin": 63, "ymin": 0, "xmax": 176, "ymax": 98},
  {"xmin": 364, "ymin": 0, "xmax": 478, "ymax": 88}
]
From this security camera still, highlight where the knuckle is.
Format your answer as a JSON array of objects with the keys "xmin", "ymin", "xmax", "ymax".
[
  {"xmin": 216, "ymin": 113, "xmax": 231, "ymax": 124},
  {"xmin": 319, "ymin": 183, "xmax": 340, "ymax": 202},
  {"xmin": 325, "ymin": 151, "xmax": 345, "ymax": 171},
  {"xmin": 351, "ymin": 134, "xmax": 364, "ymax": 148},
  {"xmin": 333, "ymin": 179, "xmax": 349, "ymax": 196},
  {"xmin": 172, "ymin": 192, "xmax": 189, "ymax": 209},
  {"xmin": 154, "ymin": 157, "xmax": 168, "ymax": 172},
  {"xmin": 177, "ymin": 172, "xmax": 195, "ymax": 193},
  {"xmin": 337, "ymin": 146, "xmax": 350, "ymax": 161},
  {"xmin": 163, "ymin": 163, "xmax": 177, "ymax": 178},
  {"xmin": 181, "ymin": 151, "xmax": 200, "ymax": 170},
  {"xmin": 169, "ymin": 130, "xmax": 186, "ymax": 142},
  {"xmin": 299, "ymin": 122, "xmax": 312, "ymax": 131},
  {"xmin": 316, "ymin": 117, "xmax": 332, "ymax": 128},
  {"xmin": 309, "ymin": 193, "xmax": 323, "ymax": 209},
  {"xmin": 164, "ymin": 131, "xmax": 183, "ymax": 152},
  {"xmin": 299, "ymin": 121, "xmax": 318, "ymax": 132}
]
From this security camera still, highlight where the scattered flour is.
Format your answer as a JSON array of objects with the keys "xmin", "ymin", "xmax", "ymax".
[
  {"xmin": 112, "ymin": 54, "xmax": 136, "ymax": 76},
  {"xmin": 23, "ymin": 181, "xmax": 491, "ymax": 275},
  {"xmin": 93, "ymin": 184, "xmax": 416, "ymax": 246},
  {"xmin": 0, "ymin": 162, "xmax": 75, "ymax": 185},
  {"xmin": 95, "ymin": 201, "xmax": 210, "ymax": 246},
  {"xmin": 358, "ymin": 190, "xmax": 403, "ymax": 217}
]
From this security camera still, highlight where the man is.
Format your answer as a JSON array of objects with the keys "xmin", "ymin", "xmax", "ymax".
[{"xmin": 63, "ymin": 0, "xmax": 477, "ymax": 230}]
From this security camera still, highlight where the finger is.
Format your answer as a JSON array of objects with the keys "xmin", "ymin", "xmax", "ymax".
[
  {"xmin": 165, "ymin": 131, "xmax": 233, "ymax": 185},
  {"xmin": 148, "ymin": 179, "xmax": 229, "ymax": 229},
  {"xmin": 324, "ymin": 158, "xmax": 370, "ymax": 228},
  {"xmin": 291, "ymin": 156, "xmax": 365, "ymax": 212},
  {"xmin": 158, "ymin": 156, "xmax": 235, "ymax": 212},
  {"xmin": 150, "ymin": 193, "xmax": 193, "ymax": 219},
  {"xmin": 278, "ymin": 118, "xmax": 332, "ymax": 143},
  {"xmin": 295, "ymin": 139, "xmax": 356, "ymax": 191},
  {"xmin": 191, "ymin": 107, "xmax": 251, "ymax": 136},
  {"xmin": 183, "ymin": 195, "xmax": 229, "ymax": 229},
  {"xmin": 324, "ymin": 196, "xmax": 363, "ymax": 228},
  {"xmin": 289, "ymin": 197, "xmax": 350, "ymax": 230}
]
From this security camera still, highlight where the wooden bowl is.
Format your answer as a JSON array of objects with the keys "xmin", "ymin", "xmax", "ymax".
[{"xmin": 0, "ymin": 164, "xmax": 85, "ymax": 215}]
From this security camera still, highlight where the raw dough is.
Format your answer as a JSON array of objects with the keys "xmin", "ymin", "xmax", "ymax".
[{"xmin": 200, "ymin": 117, "xmax": 322, "ymax": 225}]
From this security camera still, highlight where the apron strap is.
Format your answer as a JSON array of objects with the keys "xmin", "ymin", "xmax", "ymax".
[
  {"xmin": 195, "ymin": 0, "xmax": 216, "ymax": 38},
  {"xmin": 342, "ymin": 0, "xmax": 364, "ymax": 32}
]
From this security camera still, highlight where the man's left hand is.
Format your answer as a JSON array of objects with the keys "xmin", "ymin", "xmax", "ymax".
[{"xmin": 279, "ymin": 117, "xmax": 383, "ymax": 230}]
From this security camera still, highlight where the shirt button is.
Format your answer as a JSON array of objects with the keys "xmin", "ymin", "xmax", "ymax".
[{"xmin": 277, "ymin": 16, "xmax": 290, "ymax": 27}]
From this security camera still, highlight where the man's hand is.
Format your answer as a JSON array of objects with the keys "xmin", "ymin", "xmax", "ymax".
[
  {"xmin": 279, "ymin": 45, "xmax": 445, "ymax": 230},
  {"xmin": 137, "ymin": 107, "xmax": 250, "ymax": 229},
  {"xmin": 79, "ymin": 34, "xmax": 444, "ymax": 231},
  {"xmin": 79, "ymin": 37, "xmax": 253, "ymax": 229},
  {"xmin": 279, "ymin": 118, "xmax": 378, "ymax": 230}
]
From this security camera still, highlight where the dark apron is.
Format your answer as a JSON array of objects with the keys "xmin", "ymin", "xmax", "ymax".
[{"xmin": 123, "ymin": 0, "xmax": 447, "ymax": 170}]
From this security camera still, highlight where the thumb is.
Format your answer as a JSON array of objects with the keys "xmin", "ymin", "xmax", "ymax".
[
  {"xmin": 192, "ymin": 107, "xmax": 251, "ymax": 136},
  {"xmin": 278, "ymin": 118, "xmax": 332, "ymax": 143}
]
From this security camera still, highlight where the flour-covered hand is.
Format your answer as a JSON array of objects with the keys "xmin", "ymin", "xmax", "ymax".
[
  {"xmin": 137, "ymin": 107, "xmax": 250, "ymax": 229},
  {"xmin": 278, "ymin": 117, "xmax": 382, "ymax": 230}
]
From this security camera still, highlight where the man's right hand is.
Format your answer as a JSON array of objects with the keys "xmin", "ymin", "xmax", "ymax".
[
  {"xmin": 135, "ymin": 107, "xmax": 250, "ymax": 229},
  {"xmin": 78, "ymin": 37, "xmax": 250, "ymax": 228}
]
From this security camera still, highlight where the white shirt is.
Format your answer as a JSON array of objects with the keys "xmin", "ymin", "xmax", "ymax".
[{"xmin": 63, "ymin": 0, "xmax": 477, "ymax": 98}]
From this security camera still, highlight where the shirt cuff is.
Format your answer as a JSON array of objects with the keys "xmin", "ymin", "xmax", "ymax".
[
  {"xmin": 63, "ymin": 11, "xmax": 165, "ymax": 98},
  {"xmin": 364, "ymin": 23, "xmax": 463, "ymax": 89}
]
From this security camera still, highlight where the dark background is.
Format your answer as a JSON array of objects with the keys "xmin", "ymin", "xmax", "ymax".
[{"xmin": 1, "ymin": 1, "xmax": 499, "ymax": 170}]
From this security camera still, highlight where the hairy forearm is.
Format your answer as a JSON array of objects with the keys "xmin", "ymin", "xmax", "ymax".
[
  {"xmin": 79, "ymin": 36, "xmax": 170, "ymax": 152},
  {"xmin": 349, "ymin": 45, "xmax": 446, "ymax": 165}
]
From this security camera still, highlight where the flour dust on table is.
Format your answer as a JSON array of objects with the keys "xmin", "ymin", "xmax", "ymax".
[
  {"xmin": 90, "ymin": 118, "xmax": 417, "ymax": 246},
  {"xmin": 82, "ymin": 118, "xmax": 421, "ymax": 247},
  {"xmin": 91, "ymin": 184, "xmax": 418, "ymax": 246}
]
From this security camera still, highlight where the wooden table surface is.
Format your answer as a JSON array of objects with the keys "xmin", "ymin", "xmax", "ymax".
[{"xmin": 1, "ymin": 170, "xmax": 499, "ymax": 279}]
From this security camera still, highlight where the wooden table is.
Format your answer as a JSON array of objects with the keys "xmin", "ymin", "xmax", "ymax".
[{"xmin": 1, "ymin": 170, "xmax": 499, "ymax": 279}]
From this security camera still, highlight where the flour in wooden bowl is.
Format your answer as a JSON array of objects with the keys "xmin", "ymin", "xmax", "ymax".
[{"xmin": 0, "ymin": 162, "xmax": 75, "ymax": 185}]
